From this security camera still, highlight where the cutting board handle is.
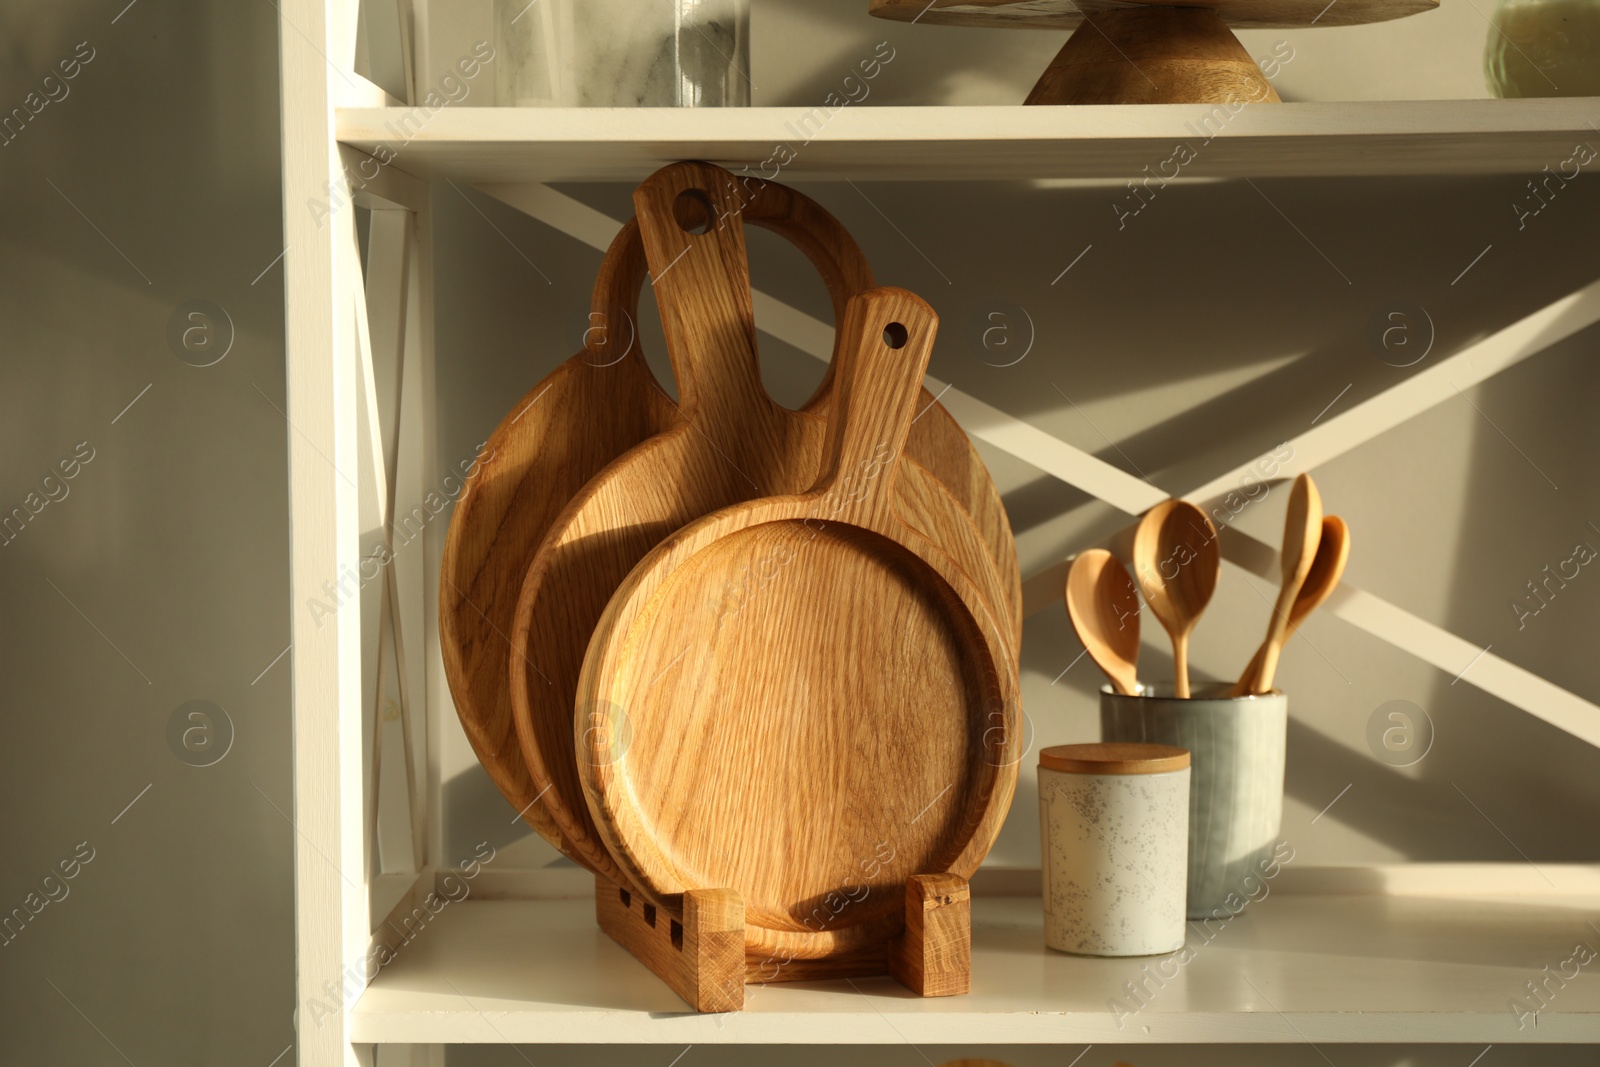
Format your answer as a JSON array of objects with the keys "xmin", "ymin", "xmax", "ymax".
[
  {"xmin": 583, "ymin": 217, "xmax": 650, "ymax": 369},
  {"xmin": 811, "ymin": 287, "xmax": 937, "ymax": 526},
  {"xmin": 633, "ymin": 161, "xmax": 767, "ymax": 429}
]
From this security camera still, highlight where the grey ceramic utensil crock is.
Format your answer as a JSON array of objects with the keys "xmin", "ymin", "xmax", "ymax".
[{"xmin": 1100, "ymin": 683, "xmax": 1288, "ymax": 918}]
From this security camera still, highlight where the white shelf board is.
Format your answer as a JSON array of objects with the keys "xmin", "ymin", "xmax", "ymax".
[
  {"xmin": 351, "ymin": 866, "xmax": 1600, "ymax": 1044},
  {"xmin": 338, "ymin": 101, "xmax": 1600, "ymax": 182}
]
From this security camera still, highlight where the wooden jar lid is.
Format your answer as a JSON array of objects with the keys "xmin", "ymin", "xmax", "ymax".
[{"xmin": 1039, "ymin": 743, "xmax": 1190, "ymax": 775}]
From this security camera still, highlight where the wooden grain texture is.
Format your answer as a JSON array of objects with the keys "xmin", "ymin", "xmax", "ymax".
[
  {"xmin": 1133, "ymin": 499, "xmax": 1220, "ymax": 699},
  {"xmin": 1064, "ymin": 548, "xmax": 1141, "ymax": 696},
  {"xmin": 595, "ymin": 877, "xmax": 745, "ymax": 1012},
  {"xmin": 439, "ymin": 216, "xmax": 667, "ymax": 858},
  {"xmin": 1039, "ymin": 742, "xmax": 1191, "ymax": 775},
  {"xmin": 576, "ymin": 287, "xmax": 1020, "ymax": 961},
  {"xmin": 602, "ymin": 871, "xmax": 973, "ymax": 1005},
  {"xmin": 889, "ymin": 874, "xmax": 972, "ymax": 997},
  {"xmin": 869, "ymin": 0, "xmax": 1437, "ymax": 30},
  {"xmin": 510, "ymin": 161, "xmax": 1020, "ymax": 881},
  {"xmin": 1235, "ymin": 513, "xmax": 1349, "ymax": 695},
  {"xmin": 443, "ymin": 167, "xmax": 1017, "ymax": 871},
  {"xmin": 1025, "ymin": 8, "xmax": 1281, "ymax": 106},
  {"xmin": 1242, "ymin": 472, "xmax": 1323, "ymax": 697}
]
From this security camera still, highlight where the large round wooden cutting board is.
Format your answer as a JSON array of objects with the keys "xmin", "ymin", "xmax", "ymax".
[
  {"xmin": 576, "ymin": 288, "xmax": 1021, "ymax": 960},
  {"xmin": 509, "ymin": 162, "xmax": 1021, "ymax": 887},
  {"xmin": 444, "ymin": 166, "xmax": 1018, "ymax": 870},
  {"xmin": 440, "ymin": 220, "xmax": 669, "ymax": 854},
  {"xmin": 869, "ymin": 0, "xmax": 1437, "ymax": 29}
]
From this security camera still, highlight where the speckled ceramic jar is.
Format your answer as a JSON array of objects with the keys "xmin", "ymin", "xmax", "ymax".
[{"xmin": 1038, "ymin": 743, "xmax": 1191, "ymax": 957}]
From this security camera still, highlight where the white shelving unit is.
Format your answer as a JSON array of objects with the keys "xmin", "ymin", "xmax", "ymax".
[{"xmin": 279, "ymin": 1, "xmax": 1600, "ymax": 1064}]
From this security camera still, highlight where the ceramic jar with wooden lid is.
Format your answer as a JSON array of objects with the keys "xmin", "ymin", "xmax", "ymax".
[{"xmin": 1038, "ymin": 742, "xmax": 1190, "ymax": 957}]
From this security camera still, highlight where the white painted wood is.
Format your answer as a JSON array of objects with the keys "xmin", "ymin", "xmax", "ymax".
[
  {"xmin": 330, "ymin": 0, "xmax": 363, "ymax": 94},
  {"xmin": 410, "ymin": 156, "xmax": 444, "ymax": 881},
  {"xmin": 282, "ymin": 0, "xmax": 371, "ymax": 1061},
  {"xmin": 332, "ymin": 69, "xmax": 400, "ymax": 111},
  {"xmin": 393, "ymin": 0, "xmax": 417, "ymax": 106},
  {"xmin": 350, "ymin": 214, "xmax": 388, "ymax": 883},
  {"xmin": 350, "ymin": 867, "xmax": 1600, "ymax": 1044},
  {"xmin": 351, "ymin": 213, "xmax": 401, "ymax": 880},
  {"xmin": 353, "ymin": 207, "xmax": 433, "ymax": 884},
  {"xmin": 339, "ymin": 101, "xmax": 1600, "ymax": 181},
  {"xmin": 395, "ymin": 214, "xmax": 433, "ymax": 873},
  {"xmin": 477, "ymin": 181, "xmax": 627, "ymax": 253},
  {"xmin": 341, "ymin": 145, "xmax": 428, "ymax": 213}
]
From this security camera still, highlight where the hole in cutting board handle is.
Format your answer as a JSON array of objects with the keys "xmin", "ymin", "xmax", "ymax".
[
  {"xmin": 673, "ymin": 189, "xmax": 716, "ymax": 235},
  {"xmin": 883, "ymin": 322, "xmax": 909, "ymax": 350}
]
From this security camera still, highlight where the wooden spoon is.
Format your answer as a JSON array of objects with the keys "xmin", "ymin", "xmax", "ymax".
[
  {"xmin": 1131, "ymin": 500, "xmax": 1220, "ymax": 698},
  {"xmin": 1235, "ymin": 472, "xmax": 1324, "ymax": 698},
  {"xmin": 1234, "ymin": 513, "xmax": 1348, "ymax": 696},
  {"xmin": 1064, "ymin": 549, "xmax": 1141, "ymax": 696}
]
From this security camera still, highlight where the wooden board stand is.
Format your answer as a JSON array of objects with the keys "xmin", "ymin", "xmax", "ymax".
[{"xmin": 595, "ymin": 874, "xmax": 972, "ymax": 1011}]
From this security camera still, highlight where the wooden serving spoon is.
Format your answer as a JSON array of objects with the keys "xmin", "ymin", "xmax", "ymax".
[
  {"xmin": 1064, "ymin": 549, "xmax": 1141, "ymax": 696},
  {"xmin": 1132, "ymin": 500, "xmax": 1220, "ymax": 698},
  {"xmin": 1235, "ymin": 472, "xmax": 1323, "ymax": 698},
  {"xmin": 1233, "ymin": 514, "xmax": 1349, "ymax": 696}
]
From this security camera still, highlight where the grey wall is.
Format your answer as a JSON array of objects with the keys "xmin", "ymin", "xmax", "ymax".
[{"xmin": 0, "ymin": 0, "xmax": 293, "ymax": 1063}]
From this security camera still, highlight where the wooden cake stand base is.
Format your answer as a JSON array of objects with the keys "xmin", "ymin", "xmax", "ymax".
[
  {"xmin": 1025, "ymin": 7, "xmax": 1279, "ymax": 105},
  {"xmin": 871, "ymin": 0, "xmax": 1438, "ymax": 105},
  {"xmin": 595, "ymin": 873, "xmax": 972, "ymax": 1011}
]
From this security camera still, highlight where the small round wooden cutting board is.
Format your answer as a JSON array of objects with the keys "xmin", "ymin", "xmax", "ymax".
[{"xmin": 575, "ymin": 287, "xmax": 1021, "ymax": 961}]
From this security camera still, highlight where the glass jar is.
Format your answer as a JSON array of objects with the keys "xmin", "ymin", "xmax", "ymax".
[
  {"xmin": 495, "ymin": 0, "xmax": 750, "ymax": 107},
  {"xmin": 1485, "ymin": 0, "xmax": 1600, "ymax": 97}
]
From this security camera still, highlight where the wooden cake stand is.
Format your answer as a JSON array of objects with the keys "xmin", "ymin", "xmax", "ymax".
[{"xmin": 870, "ymin": 0, "xmax": 1437, "ymax": 104}]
